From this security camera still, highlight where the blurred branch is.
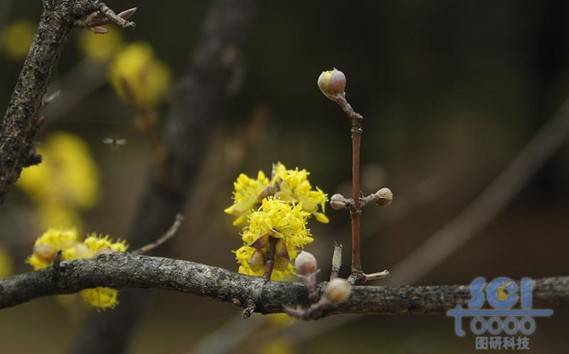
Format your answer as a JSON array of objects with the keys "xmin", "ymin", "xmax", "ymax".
[
  {"xmin": 389, "ymin": 97, "xmax": 569, "ymax": 285},
  {"xmin": 68, "ymin": 0, "xmax": 258, "ymax": 353},
  {"xmin": 1, "ymin": 253, "xmax": 568, "ymax": 314}
]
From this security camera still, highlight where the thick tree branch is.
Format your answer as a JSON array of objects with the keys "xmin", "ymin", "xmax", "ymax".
[
  {"xmin": 0, "ymin": 0, "xmax": 133, "ymax": 202},
  {"xmin": 1, "ymin": 253, "xmax": 568, "ymax": 316}
]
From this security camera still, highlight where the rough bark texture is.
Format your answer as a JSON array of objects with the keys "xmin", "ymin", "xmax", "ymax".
[
  {"xmin": 1, "ymin": 253, "xmax": 568, "ymax": 315},
  {"xmin": 69, "ymin": 1, "xmax": 258, "ymax": 353},
  {"xmin": 0, "ymin": 0, "xmax": 100, "ymax": 202}
]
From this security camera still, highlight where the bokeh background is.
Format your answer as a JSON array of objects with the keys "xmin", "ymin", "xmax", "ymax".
[{"xmin": 1, "ymin": 0, "xmax": 568, "ymax": 353}]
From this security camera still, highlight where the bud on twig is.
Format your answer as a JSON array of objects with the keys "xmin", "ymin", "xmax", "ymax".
[
  {"xmin": 317, "ymin": 68, "xmax": 346, "ymax": 100},
  {"xmin": 330, "ymin": 193, "xmax": 352, "ymax": 210},
  {"xmin": 375, "ymin": 187, "xmax": 393, "ymax": 207},
  {"xmin": 295, "ymin": 251, "xmax": 318, "ymax": 276},
  {"xmin": 325, "ymin": 278, "xmax": 352, "ymax": 304},
  {"xmin": 295, "ymin": 251, "xmax": 319, "ymax": 303}
]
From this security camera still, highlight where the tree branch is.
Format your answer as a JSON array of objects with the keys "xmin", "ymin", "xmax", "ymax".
[
  {"xmin": 1, "ymin": 253, "xmax": 568, "ymax": 316},
  {"xmin": 0, "ymin": 0, "xmax": 133, "ymax": 202}
]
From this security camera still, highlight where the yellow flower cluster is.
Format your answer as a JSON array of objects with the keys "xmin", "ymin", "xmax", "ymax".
[
  {"xmin": 108, "ymin": 42, "xmax": 171, "ymax": 108},
  {"xmin": 0, "ymin": 20, "xmax": 34, "ymax": 61},
  {"xmin": 235, "ymin": 199, "xmax": 312, "ymax": 281},
  {"xmin": 273, "ymin": 163, "xmax": 329, "ymax": 223},
  {"xmin": 225, "ymin": 163, "xmax": 328, "ymax": 226},
  {"xmin": 27, "ymin": 229, "xmax": 127, "ymax": 309},
  {"xmin": 18, "ymin": 132, "xmax": 99, "ymax": 230},
  {"xmin": 0, "ymin": 247, "xmax": 13, "ymax": 278},
  {"xmin": 227, "ymin": 163, "xmax": 328, "ymax": 280}
]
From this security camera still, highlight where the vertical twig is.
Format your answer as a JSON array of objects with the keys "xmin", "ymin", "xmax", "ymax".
[
  {"xmin": 333, "ymin": 95, "xmax": 365, "ymax": 283},
  {"xmin": 263, "ymin": 238, "xmax": 277, "ymax": 281}
]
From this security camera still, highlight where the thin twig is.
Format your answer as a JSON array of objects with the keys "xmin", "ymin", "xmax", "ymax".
[
  {"xmin": 133, "ymin": 213, "xmax": 184, "ymax": 255},
  {"xmin": 332, "ymin": 95, "xmax": 366, "ymax": 283}
]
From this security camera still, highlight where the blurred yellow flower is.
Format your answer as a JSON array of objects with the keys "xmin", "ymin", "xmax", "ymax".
[
  {"xmin": 109, "ymin": 42, "xmax": 171, "ymax": 107},
  {"xmin": 80, "ymin": 287, "xmax": 119, "ymax": 310},
  {"xmin": 27, "ymin": 229, "xmax": 127, "ymax": 309},
  {"xmin": 259, "ymin": 338, "xmax": 296, "ymax": 354},
  {"xmin": 0, "ymin": 247, "xmax": 13, "ymax": 277},
  {"xmin": 37, "ymin": 204, "xmax": 82, "ymax": 230},
  {"xmin": 79, "ymin": 29, "xmax": 124, "ymax": 62},
  {"xmin": 0, "ymin": 20, "xmax": 34, "ymax": 60},
  {"xmin": 18, "ymin": 132, "xmax": 99, "ymax": 230}
]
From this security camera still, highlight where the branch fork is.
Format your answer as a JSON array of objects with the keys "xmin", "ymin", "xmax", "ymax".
[{"xmin": 318, "ymin": 68, "xmax": 393, "ymax": 284}]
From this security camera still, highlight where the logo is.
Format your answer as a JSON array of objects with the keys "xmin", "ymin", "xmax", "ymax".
[{"xmin": 446, "ymin": 277, "xmax": 553, "ymax": 350}]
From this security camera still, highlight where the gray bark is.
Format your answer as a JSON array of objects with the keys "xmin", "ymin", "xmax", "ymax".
[{"xmin": 1, "ymin": 253, "xmax": 568, "ymax": 316}]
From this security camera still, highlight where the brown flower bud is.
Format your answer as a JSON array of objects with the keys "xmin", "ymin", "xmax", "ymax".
[
  {"xmin": 248, "ymin": 250, "xmax": 265, "ymax": 272},
  {"xmin": 375, "ymin": 187, "xmax": 393, "ymax": 207},
  {"xmin": 325, "ymin": 278, "xmax": 352, "ymax": 304},
  {"xmin": 317, "ymin": 68, "xmax": 346, "ymax": 99},
  {"xmin": 294, "ymin": 251, "xmax": 318, "ymax": 276},
  {"xmin": 330, "ymin": 193, "xmax": 348, "ymax": 210}
]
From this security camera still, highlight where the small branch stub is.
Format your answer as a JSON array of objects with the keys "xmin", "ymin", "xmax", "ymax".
[{"xmin": 330, "ymin": 243, "xmax": 342, "ymax": 280}]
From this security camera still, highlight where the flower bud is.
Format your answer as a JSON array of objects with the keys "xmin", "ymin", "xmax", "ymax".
[
  {"xmin": 317, "ymin": 68, "xmax": 346, "ymax": 99},
  {"xmin": 33, "ymin": 244, "xmax": 56, "ymax": 262},
  {"xmin": 294, "ymin": 251, "xmax": 318, "ymax": 275},
  {"xmin": 248, "ymin": 250, "xmax": 265, "ymax": 272},
  {"xmin": 375, "ymin": 187, "xmax": 393, "ymax": 207},
  {"xmin": 330, "ymin": 193, "xmax": 347, "ymax": 210},
  {"xmin": 325, "ymin": 278, "xmax": 352, "ymax": 304}
]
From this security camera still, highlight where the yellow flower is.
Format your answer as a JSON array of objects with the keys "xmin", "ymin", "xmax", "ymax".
[
  {"xmin": 266, "ymin": 313, "xmax": 295, "ymax": 327},
  {"xmin": 63, "ymin": 234, "xmax": 128, "ymax": 260},
  {"xmin": 109, "ymin": 42, "xmax": 171, "ymax": 107},
  {"xmin": 242, "ymin": 198, "xmax": 312, "ymax": 247},
  {"xmin": 27, "ymin": 230, "xmax": 127, "ymax": 309},
  {"xmin": 0, "ymin": 20, "xmax": 34, "ymax": 61},
  {"xmin": 65, "ymin": 234, "xmax": 127, "ymax": 309},
  {"xmin": 18, "ymin": 132, "xmax": 99, "ymax": 209},
  {"xmin": 79, "ymin": 29, "xmax": 124, "ymax": 62},
  {"xmin": 235, "ymin": 245, "xmax": 294, "ymax": 281},
  {"xmin": 26, "ymin": 229, "xmax": 78, "ymax": 270},
  {"xmin": 273, "ymin": 163, "xmax": 329, "ymax": 223},
  {"xmin": 224, "ymin": 171, "xmax": 270, "ymax": 226},
  {"xmin": 0, "ymin": 247, "xmax": 13, "ymax": 277},
  {"xmin": 235, "ymin": 198, "xmax": 312, "ymax": 280},
  {"xmin": 80, "ymin": 287, "xmax": 119, "ymax": 310}
]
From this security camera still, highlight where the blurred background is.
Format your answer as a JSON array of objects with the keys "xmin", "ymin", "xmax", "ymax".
[{"xmin": 0, "ymin": 0, "xmax": 568, "ymax": 353}]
